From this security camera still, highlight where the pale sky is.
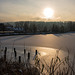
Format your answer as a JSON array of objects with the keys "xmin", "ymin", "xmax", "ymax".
[{"xmin": 0, "ymin": 0, "xmax": 75, "ymax": 22}]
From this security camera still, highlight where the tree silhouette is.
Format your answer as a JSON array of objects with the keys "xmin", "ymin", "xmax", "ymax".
[
  {"xmin": 0, "ymin": 23, "xmax": 5, "ymax": 31},
  {"xmin": 60, "ymin": 25, "xmax": 64, "ymax": 33},
  {"xmin": 52, "ymin": 24, "xmax": 59, "ymax": 33},
  {"xmin": 32, "ymin": 24, "xmax": 37, "ymax": 33},
  {"xmin": 24, "ymin": 22, "xmax": 29, "ymax": 33},
  {"xmin": 43, "ymin": 26, "xmax": 47, "ymax": 32}
]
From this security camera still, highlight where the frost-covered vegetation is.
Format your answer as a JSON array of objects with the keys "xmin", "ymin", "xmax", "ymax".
[{"xmin": 0, "ymin": 21, "xmax": 75, "ymax": 34}]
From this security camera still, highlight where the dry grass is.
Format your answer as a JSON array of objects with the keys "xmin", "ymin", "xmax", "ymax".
[
  {"xmin": 0, "ymin": 57, "xmax": 40, "ymax": 75},
  {"xmin": 0, "ymin": 47, "xmax": 75, "ymax": 75},
  {"xmin": 35, "ymin": 50, "xmax": 75, "ymax": 75}
]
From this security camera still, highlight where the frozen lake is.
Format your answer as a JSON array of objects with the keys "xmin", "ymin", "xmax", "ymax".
[{"xmin": 0, "ymin": 32, "xmax": 75, "ymax": 62}]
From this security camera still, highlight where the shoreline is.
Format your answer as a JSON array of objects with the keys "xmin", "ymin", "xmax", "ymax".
[{"xmin": 0, "ymin": 31, "xmax": 75, "ymax": 36}]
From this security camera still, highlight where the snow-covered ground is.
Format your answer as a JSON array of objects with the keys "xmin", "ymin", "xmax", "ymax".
[{"xmin": 0, "ymin": 32, "xmax": 75, "ymax": 63}]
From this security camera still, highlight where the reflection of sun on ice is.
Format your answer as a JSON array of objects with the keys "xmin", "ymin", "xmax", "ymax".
[
  {"xmin": 42, "ymin": 52, "xmax": 47, "ymax": 56},
  {"xmin": 43, "ymin": 8, "xmax": 54, "ymax": 19},
  {"xmin": 40, "ymin": 52, "xmax": 47, "ymax": 56}
]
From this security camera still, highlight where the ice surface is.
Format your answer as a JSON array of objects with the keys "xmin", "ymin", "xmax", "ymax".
[{"xmin": 0, "ymin": 33, "xmax": 75, "ymax": 63}]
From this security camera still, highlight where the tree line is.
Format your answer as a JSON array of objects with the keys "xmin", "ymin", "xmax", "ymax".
[
  {"xmin": 14, "ymin": 21, "xmax": 75, "ymax": 33},
  {"xmin": 0, "ymin": 21, "xmax": 75, "ymax": 34}
]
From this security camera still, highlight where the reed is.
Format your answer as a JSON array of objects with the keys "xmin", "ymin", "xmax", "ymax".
[{"xmin": 0, "ymin": 47, "xmax": 75, "ymax": 75}]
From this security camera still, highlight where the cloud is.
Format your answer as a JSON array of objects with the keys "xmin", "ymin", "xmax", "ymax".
[{"xmin": 55, "ymin": 17, "xmax": 61, "ymax": 20}]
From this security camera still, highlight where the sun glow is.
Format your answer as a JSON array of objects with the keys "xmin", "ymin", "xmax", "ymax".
[{"xmin": 43, "ymin": 8, "xmax": 54, "ymax": 19}]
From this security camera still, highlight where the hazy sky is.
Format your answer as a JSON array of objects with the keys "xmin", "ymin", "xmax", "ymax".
[{"xmin": 0, "ymin": 0, "xmax": 75, "ymax": 22}]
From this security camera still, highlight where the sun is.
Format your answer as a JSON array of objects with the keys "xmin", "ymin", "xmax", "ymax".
[{"xmin": 43, "ymin": 8, "xmax": 54, "ymax": 19}]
